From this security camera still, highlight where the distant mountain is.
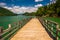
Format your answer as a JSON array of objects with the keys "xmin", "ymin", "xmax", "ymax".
[{"xmin": 0, "ymin": 7, "xmax": 17, "ymax": 16}]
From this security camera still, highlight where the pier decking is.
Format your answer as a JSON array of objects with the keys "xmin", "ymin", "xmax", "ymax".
[{"xmin": 10, "ymin": 18, "xmax": 52, "ymax": 40}]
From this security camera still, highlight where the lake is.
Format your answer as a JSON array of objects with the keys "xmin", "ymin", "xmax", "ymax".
[{"xmin": 0, "ymin": 15, "xmax": 33, "ymax": 30}]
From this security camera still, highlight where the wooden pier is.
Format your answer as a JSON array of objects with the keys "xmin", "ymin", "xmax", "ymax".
[{"xmin": 10, "ymin": 18, "xmax": 52, "ymax": 40}]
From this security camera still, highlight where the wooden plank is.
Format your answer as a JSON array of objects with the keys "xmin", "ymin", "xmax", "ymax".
[{"xmin": 11, "ymin": 18, "xmax": 52, "ymax": 40}]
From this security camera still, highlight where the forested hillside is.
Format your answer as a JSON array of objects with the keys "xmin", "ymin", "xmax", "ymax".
[
  {"xmin": 0, "ymin": 7, "xmax": 17, "ymax": 16},
  {"xmin": 23, "ymin": 0, "xmax": 60, "ymax": 17}
]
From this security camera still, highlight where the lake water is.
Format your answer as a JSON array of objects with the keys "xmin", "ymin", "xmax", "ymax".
[{"xmin": 0, "ymin": 15, "xmax": 33, "ymax": 30}]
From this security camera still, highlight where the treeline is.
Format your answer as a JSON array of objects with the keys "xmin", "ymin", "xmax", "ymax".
[
  {"xmin": 23, "ymin": 0, "xmax": 60, "ymax": 17},
  {"xmin": 0, "ymin": 7, "xmax": 17, "ymax": 16}
]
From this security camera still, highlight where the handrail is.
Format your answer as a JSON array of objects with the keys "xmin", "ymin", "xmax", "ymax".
[
  {"xmin": 38, "ymin": 17, "xmax": 60, "ymax": 40},
  {"xmin": 0, "ymin": 17, "xmax": 32, "ymax": 40},
  {"xmin": 1, "ymin": 27, "xmax": 19, "ymax": 40}
]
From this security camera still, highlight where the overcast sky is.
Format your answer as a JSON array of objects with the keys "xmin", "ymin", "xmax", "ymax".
[{"xmin": 0, "ymin": 0, "xmax": 52, "ymax": 14}]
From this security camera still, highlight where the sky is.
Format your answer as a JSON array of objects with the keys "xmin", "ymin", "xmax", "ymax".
[{"xmin": 0, "ymin": 0, "xmax": 53, "ymax": 14}]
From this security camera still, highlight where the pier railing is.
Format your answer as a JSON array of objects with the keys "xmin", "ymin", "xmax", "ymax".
[
  {"xmin": 38, "ymin": 17, "xmax": 60, "ymax": 40},
  {"xmin": 0, "ymin": 17, "xmax": 32, "ymax": 40}
]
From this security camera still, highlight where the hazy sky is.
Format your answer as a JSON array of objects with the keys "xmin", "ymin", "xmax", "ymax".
[{"xmin": 0, "ymin": 0, "xmax": 52, "ymax": 14}]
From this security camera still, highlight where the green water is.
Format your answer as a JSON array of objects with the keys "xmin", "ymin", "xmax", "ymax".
[{"xmin": 0, "ymin": 15, "xmax": 32, "ymax": 30}]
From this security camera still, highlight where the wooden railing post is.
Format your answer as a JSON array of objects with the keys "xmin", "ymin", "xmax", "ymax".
[
  {"xmin": 0, "ymin": 26, "xmax": 3, "ymax": 39},
  {"xmin": 56, "ymin": 24, "xmax": 59, "ymax": 40},
  {"xmin": 8, "ymin": 24, "xmax": 11, "ymax": 29}
]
